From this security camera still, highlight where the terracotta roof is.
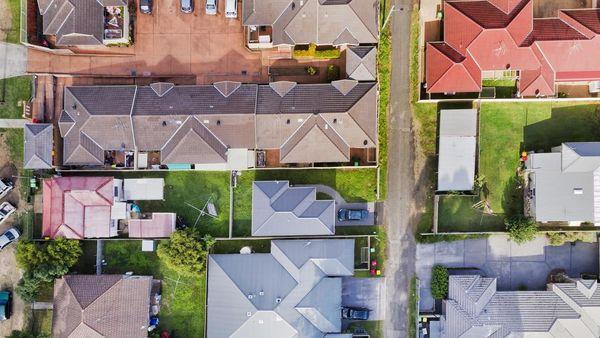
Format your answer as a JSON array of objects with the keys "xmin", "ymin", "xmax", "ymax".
[
  {"xmin": 128, "ymin": 213, "xmax": 176, "ymax": 238},
  {"xmin": 53, "ymin": 275, "xmax": 152, "ymax": 338},
  {"xmin": 521, "ymin": 18, "xmax": 588, "ymax": 46}
]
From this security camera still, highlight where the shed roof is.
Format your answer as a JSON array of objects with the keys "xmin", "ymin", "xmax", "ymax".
[{"xmin": 128, "ymin": 213, "xmax": 176, "ymax": 238}]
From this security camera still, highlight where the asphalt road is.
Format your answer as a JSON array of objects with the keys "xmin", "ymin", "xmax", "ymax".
[{"xmin": 383, "ymin": 0, "xmax": 418, "ymax": 337}]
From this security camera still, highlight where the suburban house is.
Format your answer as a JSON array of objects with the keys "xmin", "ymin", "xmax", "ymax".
[
  {"xmin": 38, "ymin": 0, "xmax": 130, "ymax": 46},
  {"xmin": 24, "ymin": 123, "xmax": 53, "ymax": 169},
  {"xmin": 58, "ymin": 81, "xmax": 377, "ymax": 169},
  {"xmin": 524, "ymin": 142, "xmax": 600, "ymax": 224},
  {"xmin": 437, "ymin": 109, "xmax": 477, "ymax": 191},
  {"xmin": 42, "ymin": 176, "xmax": 175, "ymax": 239},
  {"xmin": 426, "ymin": 0, "xmax": 600, "ymax": 97},
  {"xmin": 241, "ymin": 0, "xmax": 378, "ymax": 49},
  {"xmin": 252, "ymin": 181, "xmax": 335, "ymax": 236},
  {"xmin": 206, "ymin": 239, "xmax": 355, "ymax": 337},
  {"xmin": 52, "ymin": 274, "xmax": 157, "ymax": 338},
  {"xmin": 441, "ymin": 275, "xmax": 600, "ymax": 337}
]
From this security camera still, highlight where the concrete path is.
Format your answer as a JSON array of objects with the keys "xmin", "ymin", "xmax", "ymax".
[
  {"xmin": 384, "ymin": 0, "xmax": 417, "ymax": 336},
  {"xmin": 0, "ymin": 119, "xmax": 26, "ymax": 128},
  {"xmin": 0, "ymin": 42, "xmax": 27, "ymax": 79},
  {"xmin": 31, "ymin": 302, "xmax": 53, "ymax": 310},
  {"xmin": 96, "ymin": 239, "xmax": 103, "ymax": 275},
  {"xmin": 300, "ymin": 184, "xmax": 377, "ymax": 226},
  {"xmin": 416, "ymin": 235, "xmax": 600, "ymax": 312},
  {"xmin": 342, "ymin": 277, "xmax": 386, "ymax": 321}
]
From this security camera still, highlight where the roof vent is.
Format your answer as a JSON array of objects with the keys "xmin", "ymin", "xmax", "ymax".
[
  {"xmin": 72, "ymin": 103, "xmax": 77, "ymax": 110},
  {"xmin": 574, "ymin": 188, "xmax": 583, "ymax": 195},
  {"xmin": 162, "ymin": 121, "xmax": 167, "ymax": 126},
  {"xmin": 333, "ymin": 118, "xmax": 337, "ymax": 123},
  {"xmin": 246, "ymin": 311, "xmax": 252, "ymax": 317},
  {"xmin": 363, "ymin": 140, "xmax": 368, "ymax": 146},
  {"xmin": 259, "ymin": 291, "xmax": 264, "ymax": 296},
  {"xmin": 275, "ymin": 297, "xmax": 282, "ymax": 303},
  {"xmin": 247, "ymin": 294, "xmax": 254, "ymax": 299},
  {"xmin": 286, "ymin": 119, "xmax": 290, "ymax": 124},
  {"xmin": 217, "ymin": 120, "xmax": 221, "ymax": 126}
]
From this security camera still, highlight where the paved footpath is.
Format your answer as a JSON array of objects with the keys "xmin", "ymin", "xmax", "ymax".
[
  {"xmin": 0, "ymin": 42, "xmax": 27, "ymax": 79},
  {"xmin": 0, "ymin": 119, "xmax": 27, "ymax": 128}
]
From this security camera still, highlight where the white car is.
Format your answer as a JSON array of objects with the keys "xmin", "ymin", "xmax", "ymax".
[
  {"xmin": 0, "ymin": 202, "xmax": 15, "ymax": 226},
  {"xmin": 0, "ymin": 180, "xmax": 13, "ymax": 201},
  {"xmin": 0, "ymin": 228, "xmax": 20, "ymax": 250},
  {"xmin": 225, "ymin": 0, "xmax": 237, "ymax": 18},
  {"xmin": 205, "ymin": 0, "xmax": 217, "ymax": 15}
]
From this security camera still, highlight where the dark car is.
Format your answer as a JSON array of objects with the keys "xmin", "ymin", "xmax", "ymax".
[
  {"xmin": 180, "ymin": 0, "xmax": 194, "ymax": 13},
  {"xmin": 0, "ymin": 291, "xmax": 11, "ymax": 321},
  {"xmin": 139, "ymin": 0, "xmax": 152, "ymax": 14},
  {"xmin": 341, "ymin": 307, "xmax": 369, "ymax": 320},
  {"xmin": 337, "ymin": 208, "xmax": 369, "ymax": 222}
]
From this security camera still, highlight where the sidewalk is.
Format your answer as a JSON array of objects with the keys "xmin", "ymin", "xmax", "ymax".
[{"xmin": 0, "ymin": 42, "xmax": 27, "ymax": 79}]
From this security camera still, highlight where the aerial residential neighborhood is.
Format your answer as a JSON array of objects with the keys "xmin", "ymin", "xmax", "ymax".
[{"xmin": 1, "ymin": 0, "xmax": 600, "ymax": 337}]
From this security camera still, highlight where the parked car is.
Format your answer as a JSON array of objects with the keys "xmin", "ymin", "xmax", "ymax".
[
  {"xmin": 337, "ymin": 208, "xmax": 369, "ymax": 222},
  {"xmin": 0, "ymin": 179, "xmax": 13, "ymax": 201},
  {"xmin": 341, "ymin": 307, "xmax": 370, "ymax": 320},
  {"xmin": 205, "ymin": 0, "xmax": 217, "ymax": 15},
  {"xmin": 0, "ymin": 202, "xmax": 16, "ymax": 227},
  {"xmin": 181, "ymin": 0, "xmax": 194, "ymax": 13},
  {"xmin": 0, "ymin": 228, "xmax": 19, "ymax": 250},
  {"xmin": 0, "ymin": 291, "xmax": 11, "ymax": 321},
  {"xmin": 139, "ymin": 0, "xmax": 153, "ymax": 14},
  {"xmin": 225, "ymin": 0, "xmax": 237, "ymax": 18}
]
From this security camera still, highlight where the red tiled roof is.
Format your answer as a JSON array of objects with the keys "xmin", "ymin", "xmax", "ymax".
[
  {"xmin": 521, "ymin": 18, "xmax": 588, "ymax": 46},
  {"xmin": 446, "ymin": 0, "xmax": 528, "ymax": 29},
  {"xmin": 128, "ymin": 213, "xmax": 176, "ymax": 238},
  {"xmin": 561, "ymin": 9, "xmax": 600, "ymax": 34}
]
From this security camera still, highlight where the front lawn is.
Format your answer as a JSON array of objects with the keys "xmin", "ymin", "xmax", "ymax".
[
  {"xmin": 0, "ymin": 76, "xmax": 32, "ymax": 118},
  {"xmin": 4, "ymin": 0, "xmax": 22, "ymax": 43},
  {"xmin": 479, "ymin": 102, "xmax": 600, "ymax": 216},
  {"xmin": 346, "ymin": 320, "xmax": 383, "ymax": 338},
  {"xmin": 232, "ymin": 168, "xmax": 377, "ymax": 237},
  {"xmin": 116, "ymin": 171, "xmax": 230, "ymax": 237},
  {"xmin": 102, "ymin": 240, "xmax": 206, "ymax": 337},
  {"xmin": 31, "ymin": 309, "xmax": 53, "ymax": 336},
  {"xmin": 437, "ymin": 195, "xmax": 504, "ymax": 232}
]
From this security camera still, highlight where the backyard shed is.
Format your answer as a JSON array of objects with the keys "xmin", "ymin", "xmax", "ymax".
[
  {"xmin": 128, "ymin": 213, "xmax": 176, "ymax": 238},
  {"xmin": 437, "ymin": 109, "xmax": 477, "ymax": 191},
  {"xmin": 123, "ymin": 178, "xmax": 164, "ymax": 200}
]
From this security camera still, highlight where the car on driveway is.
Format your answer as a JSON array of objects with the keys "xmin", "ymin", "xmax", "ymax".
[
  {"xmin": 341, "ymin": 307, "xmax": 370, "ymax": 320},
  {"xmin": 0, "ymin": 202, "xmax": 16, "ymax": 226},
  {"xmin": 338, "ymin": 208, "xmax": 369, "ymax": 222},
  {"xmin": 225, "ymin": 0, "xmax": 237, "ymax": 18},
  {"xmin": 181, "ymin": 0, "xmax": 194, "ymax": 13},
  {"xmin": 0, "ymin": 228, "xmax": 20, "ymax": 250},
  {"xmin": 139, "ymin": 0, "xmax": 153, "ymax": 14},
  {"xmin": 0, "ymin": 290, "xmax": 11, "ymax": 321},
  {"xmin": 0, "ymin": 179, "xmax": 13, "ymax": 201},
  {"xmin": 205, "ymin": 0, "xmax": 217, "ymax": 14}
]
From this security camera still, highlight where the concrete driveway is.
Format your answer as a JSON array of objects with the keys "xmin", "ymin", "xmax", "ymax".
[
  {"xmin": 416, "ymin": 235, "xmax": 599, "ymax": 312},
  {"xmin": 341, "ymin": 277, "xmax": 386, "ymax": 321},
  {"xmin": 304, "ymin": 184, "xmax": 376, "ymax": 226}
]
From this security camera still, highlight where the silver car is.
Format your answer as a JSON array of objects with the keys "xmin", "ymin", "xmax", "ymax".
[
  {"xmin": 205, "ymin": 0, "xmax": 217, "ymax": 15},
  {"xmin": 0, "ymin": 228, "xmax": 20, "ymax": 250}
]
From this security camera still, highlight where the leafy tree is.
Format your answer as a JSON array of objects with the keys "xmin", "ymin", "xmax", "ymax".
[
  {"xmin": 547, "ymin": 232, "xmax": 596, "ymax": 246},
  {"xmin": 15, "ymin": 274, "xmax": 41, "ymax": 303},
  {"xmin": 7, "ymin": 330, "xmax": 50, "ymax": 338},
  {"xmin": 202, "ymin": 234, "xmax": 216, "ymax": 250},
  {"xmin": 431, "ymin": 265, "xmax": 449, "ymax": 300},
  {"xmin": 158, "ymin": 230, "xmax": 208, "ymax": 275},
  {"xmin": 505, "ymin": 216, "xmax": 538, "ymax": 244}
]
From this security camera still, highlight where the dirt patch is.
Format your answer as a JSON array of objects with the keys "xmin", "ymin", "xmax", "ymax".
[
  {"xmin": 0, "ymin": 0, "xmax": 14, "ymax": 42},
  {"xmin": 0, "ymin": 246, "xmax": 25, "ymax": 337}
]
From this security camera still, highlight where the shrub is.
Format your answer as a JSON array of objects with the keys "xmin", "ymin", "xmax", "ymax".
[
  {"xmin": 547, "ymin": 232, "xmax": 597, "ymax": 246},
  {"xmin": 157, "ymin": 229, "xmax": 209, "ymax": 275},
  {"xmin": 293, "ymin": 43, "xmax": 341, "ymax": 59},
  {"xmin": 306, "ymin": 66, "xmax": 317, "ymax": 76},
  {"xmin": 505, "ymin": 216, "xmax": 538, "ymax": 244},
  {"xmin": 327, "ymin": 65, "xmax": 340, "ymax": 82},
  {"xmin": 431, "ymin": 265, "xmax": 449, "ymax": 299}
]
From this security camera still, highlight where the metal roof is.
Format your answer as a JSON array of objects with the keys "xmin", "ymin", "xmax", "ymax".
[{"xmin": 437, "ymin": 109, "xmax": 477, "ymax": 191}]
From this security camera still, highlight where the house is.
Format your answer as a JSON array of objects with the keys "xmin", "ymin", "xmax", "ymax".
[
  {"xmin": 24, "ymin": 123, "xmax": 53, "ymax": 169},
  {"xmin": 206, "ymin": 239, "xmax": 354, "ymax": 338},
  {"xmin": 58, "ymin": 80, "xmax": 377, "ymax": 168},
  {"xmin": 38, "ymin": 0, "xmax": 130, "ymax": 46},
  {"xmin": 426, "ymin": 0, "xmax": 600, "ymax": 97},
  {"xmin": 52, "ymin": 274, "xmax": 155, "ymax": 338},
  {"xmin": 442, "ymin": 275, "xmax": 600, "ymax": 337},
  {"xmin": 524, "ymin": 142, "xmax": 600, "ymax": 223},
  {"xmin": 242, "ymin": 0, "xmax": 378, "ymax": 49},
  {"xmin": 42, "ymin": 176, "xmax": 173, "ymax": 239},
  {"xmin": 346, "ymin": 46, "xmax": 377, "ymax": 82},
  {"xmin": 437, "ymin": 109, "xmax": 477, "ymax": 191},
  {"xmin": 252, "ymin": 181, "xmax": 335, "ymax": 236}
]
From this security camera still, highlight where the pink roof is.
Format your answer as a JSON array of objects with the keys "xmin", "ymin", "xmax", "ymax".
[
  {"xmin": 128, "ymin": 213, "xmax": 176, "ymax": 238},
  {"xmin": 426, "ymin": 1, "xmax": 600, "ymax": 96},
  {"xmin": 42, "ymin": 177, "xmax": 114, "ymax": 239}
]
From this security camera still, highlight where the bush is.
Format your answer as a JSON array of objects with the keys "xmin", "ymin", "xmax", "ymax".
[
  {"xmin": 431, "ymin": 265, "xmax": 449, "ymax": 299},
  {"xmin": 306, "ymin": 66, "xmax": 317, "ymax": 76},
  {"xmin": 292, "ymin": 43, "xmax": 341, "ymax": 59},
  {"xmin": 547, "ymin": 232, "xmax": 597, "ymax": 246},
  {"xmin": 157, "ymin": 229, "xmax": 209, "ymax": 275},
  {"xmin": 327, "ymin": 64, "xmax": 340, "ymax": 82},
  {"xmin": 505, "ymin": 216, "xmax": 538, "ymax": 244}
]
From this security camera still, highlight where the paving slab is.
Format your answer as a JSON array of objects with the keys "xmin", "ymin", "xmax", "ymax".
[
  {"xmin": 463, "ymin": 238, "xmax": 488, "ymax": 268},
  {"xmin": 544, "ymin": 244, "xmax": 572, "ymax": 270},
  {"xmin": 509, "ymin": 261, "xmax": 550, "ymax": 290},
  {"xmin": 509, "ymin": 235, "xmax": 547, "ymax": 262},
  {"xmin": 486, "ymin": 235, "xmax": 511, "ymax": 261},
  {"xmin": 434, "ymin": 241, "xmax": 464, "ymax": 267},
  {"xmin": 481, "ymin": 261, "xmax": 511, "ymax": 290},
  {"xmin": 569, "ymin": 242, "xmax": 599, "ymax": 276}
]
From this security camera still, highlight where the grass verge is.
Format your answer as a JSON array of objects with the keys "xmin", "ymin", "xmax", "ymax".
[
  {"xmin": 408, "ymin": 276, "xmax": 419, "ymax": 338},
  {"xmin": 4, "ymin": 0, "xmax": 21, "ymax": 43},
  {"xmin": 0, "ymin": 76, "xmax": 32, "ymax": 118},
  {"xmin": 377, "ymin": 0, "xmax": 392, "ymax": 199}
]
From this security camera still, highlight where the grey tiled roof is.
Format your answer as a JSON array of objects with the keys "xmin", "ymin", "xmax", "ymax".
[
  {"xmin": 347, "ymin": 46, "xmax": 377, "ymax": 81},
  {"xmin": 24, "ymin": 123, "xmax": 53, "ymax": 169},
  {"xmin": 207, "ymin": 239, "xmax": 354, "ymax": 338},
  {"xmin": 53, "ymin": 275, "xmax": 152, "ymax": 338},
  {"xmin": 242, "ymin": 0, "xmax": 378, "ymax": 46},
  {"xmin": 443, "ymin": 275, "xmax": 600, "ymax": 338},
  {"xmin": 252, "ymin": 181, "xmax": 335, "ymax": 236},
  {"xmin": 161, "ymin": 116, "xmax": 228, "ymax": 164}
]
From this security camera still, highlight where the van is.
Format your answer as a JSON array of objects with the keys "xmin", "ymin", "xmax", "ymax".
[{"xmin": 225, "ymin": 0, "xmax": 237, "ymax": 18}]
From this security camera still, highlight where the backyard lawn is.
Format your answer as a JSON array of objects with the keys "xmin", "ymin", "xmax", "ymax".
[
  {"xmin": 232, "ymin": 168, "xmax": 377, "ymax": 237},
  {"xmin": 31, "ymin": 309, "xmax": 53, "ymax": 336},
  {"xmin": 437, "ymin": 195, "xmax": 504, "ymax": 232},
  {"xmin": 479, "ymin": 101, "xmax": 600, "ymax": 216},
  {"xmin": 102, "ymin": 240, "xmax": 206, "ymax": 337},
  {"xmin": 0, "ymin": 76, "xmax": 31, "ymax": 118}
]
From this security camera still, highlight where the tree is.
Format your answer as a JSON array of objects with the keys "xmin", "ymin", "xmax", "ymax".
[
  {"xmin": 431, "ymin": 265, "xmax": 449, "ymax": 300},
  {"xmin": 15, "ymin": 274, "xmax": 41, "ymax": 303},
  {"xmin": 505, "ymin": 216, "xmax": 538, "ymax": 244},
  {"xmin": 547, "ymin": 232, "xmax": 596, "ymax": 246},
  {"xmin": 158, "ymin": 230, "xmax": 208, "ymax": 275}
]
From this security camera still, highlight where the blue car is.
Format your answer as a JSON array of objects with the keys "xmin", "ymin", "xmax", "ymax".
[
  {"xmin": 342, "ymin": 307, "xmax": 370, "ymax": 320},
  {"xmin": 337, "ymin": 208, "xmax": 369, "ymax": 222},
  {"xmin": 0, "ymin": 290, "xmax": 11, "ymax": 321}
]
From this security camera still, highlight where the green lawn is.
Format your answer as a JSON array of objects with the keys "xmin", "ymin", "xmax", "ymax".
[
  {"xmin": 31, "ymin": 309, "xmax": 53, "ymax": 336},
  {"xmin": 482, "ymin": 79, "xmax": 517, "ymax": 98},
  {"xmin": 232, "ymin": 169, "xmax": 377, "ymax": 237},
  {"xmin": 377, "ymin": 0, "xmax": 392, "ymax": 199},
  {"xmin": 4, "ymin": 0, "xmax": 22, "ymax": 43},
  {"xmin": 346, "ymin": 321, "xmax": 384, "ymax": 338},
  {"xmin": 407, "ymin": 276, "xmax": 419, "ymax": 338},
  {"xmin": 102, "ymin": 240, "xmax": 206, "ymax": 337},
  {"xmin": 0, "ymin": 76, "xmax": 32, "ymax": 118},
  {"xmin": 211, "ymin": 239, "xmax": 271, "ymax": 254},
  {"xmin": 437, "ymin": 195, "xmax": 504, "ymax": 232},
  {"xmin": 479, "ymin": 102, "xmax": 600, "ymax": 216},
  {"xmin": 115, "ymin": 171, "xmax": 230, "ymax": 237}
]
